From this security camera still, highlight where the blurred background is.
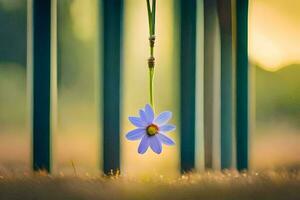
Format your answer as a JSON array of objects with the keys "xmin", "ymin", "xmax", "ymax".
[{"xmin": 0, "ymin": 0, "xmax": 299, "ymax": 176}]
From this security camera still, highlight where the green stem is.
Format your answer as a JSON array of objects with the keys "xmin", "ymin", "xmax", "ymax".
[
  {"xmin": 146, "ymin": 0, "xmax": 152, "ymax": 35},
  {"xmin": 149, "ymin": 67, "xmax": 154, "ymax": 107},
  {"xmin": 152, "ymin": 0, "xmax": 156, "ymax": 35},
  {"xmin": 150, "ymin": 46, "xmax": 154, "ymax": 57},
  {"xmin": 146, "ymin": 0, "xmax": 156, "ymax": 108}
]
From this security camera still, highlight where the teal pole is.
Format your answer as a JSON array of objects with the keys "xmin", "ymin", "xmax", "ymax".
[
  {"xmin": 236, "ymin": 0, "xmax": 249, "ymax": 171},
  {"xmin": 203, "ymin": 0, "xmax": 219, "ymax": 169},
  {"xmin": 101, "ymin": 0, "xmax": 123, "ymax": 175},
  {"xmin": 32, "ymin": 0, "xmax": 51, "ymax": 172},
  {"xmin": 217, "ymin": 0, "xmax": 234, "ymax": 169},
  {"xmin": 179, "ymin": 0, "xmax": 197, "ymax": 172}
]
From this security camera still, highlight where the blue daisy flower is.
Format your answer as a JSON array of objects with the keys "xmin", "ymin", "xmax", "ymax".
[{"xmin": 126, "ymin": 104, "xmax": 176, "ymax": 154}]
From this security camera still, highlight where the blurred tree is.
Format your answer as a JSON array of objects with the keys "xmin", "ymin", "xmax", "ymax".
[
  {"xmin": 256, "ymin": 64, "xmax": 300, "ymax": 127},
  {"xmin": 0, "ymin": 0, "xmax": 26, "ymax": 66}
]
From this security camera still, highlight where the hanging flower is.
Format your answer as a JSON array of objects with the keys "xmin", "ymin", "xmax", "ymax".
[{"xmin": 126, "ymin": 104, "xmax": 176, "ymax": 154}]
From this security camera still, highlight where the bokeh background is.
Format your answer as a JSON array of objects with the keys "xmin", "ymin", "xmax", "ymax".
[{"xmin": 0, "ymin": 0, "xmax": 299, "ymax": 176}]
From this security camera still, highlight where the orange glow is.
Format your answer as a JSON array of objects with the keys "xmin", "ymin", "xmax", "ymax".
[{"xmin": 249, "ymin": 0, "xmax": 300, "ymax": 71}]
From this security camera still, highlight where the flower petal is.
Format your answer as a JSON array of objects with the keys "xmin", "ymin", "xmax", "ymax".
[
  {"xmin": 138, "ymin": 135, "xmax": 150, "ymax": 154},
  {"xmin": 157, "ymin": 133, "xmax": 175, "ymax": 145},
  {"xmin": 149, "ymin": 136, "xmax": 162, "ymax": 154},
  {"xmin": 139, "ymin": 109, "xmax": 149, "ymax": 124},
  {"xmin": 126, "ymin": 128, "xmax": 146, "ymax": 140},
  {"xmin": 154, "ymin": 111, "xmax": 172, "ymax": 126},
  {"xmin": 159, "ymin": 124, "xmax": 176, "ymax": 133},
  {"xmin": 144, "ymin": 104, "xmax": 154, "ymax": 123},
  {"xmin": 128, "ymin": 116, "xmax": 147, "ymax": 127}
]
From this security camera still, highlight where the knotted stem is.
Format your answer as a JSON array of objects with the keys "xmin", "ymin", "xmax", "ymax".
[{"xmin": 146, "ymin": 0, "xmax": 156, "ymax": 108}]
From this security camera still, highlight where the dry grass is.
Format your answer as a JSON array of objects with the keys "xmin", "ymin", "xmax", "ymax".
[{"xmin": 0, "ymin": 170, "xmax": 299, "ymax": 200}]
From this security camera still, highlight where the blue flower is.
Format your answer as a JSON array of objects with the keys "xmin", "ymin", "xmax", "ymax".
[{"xmin": 126, "ymin": 104, "xmax": 176, "ymax": 154}]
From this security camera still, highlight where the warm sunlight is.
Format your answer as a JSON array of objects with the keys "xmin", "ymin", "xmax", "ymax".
[{"xmin": 249, "ymin": 0, "xmax": 300, "ymax": 71}]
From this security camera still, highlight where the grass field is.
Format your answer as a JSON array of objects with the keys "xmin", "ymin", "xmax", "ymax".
[{"xmin": 0, "ymin": 170, "xmax": 299, "ymax": 200}]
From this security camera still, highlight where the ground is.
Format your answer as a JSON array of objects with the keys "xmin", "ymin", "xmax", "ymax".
[{"xmin": 0, "ymin": 170, "xmax": 299, "ymax": 200}]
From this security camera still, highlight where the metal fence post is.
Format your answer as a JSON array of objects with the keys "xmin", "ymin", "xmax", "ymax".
[
  {"xmin": 203, "ymin": 0, "xmax": 221, "ymax": 170},
  {"xmin": 30, "ymin": 0, "xmax": 53, "ymax": 172},
  {"xmin": 217, "ymin": 0, "xmax": 234, "ymax": 170},
  {"xmin": 101, "ymin": 0, "xmax": 123, "ymax": 175},
  {"xmin": 179, "ymin": 0, "xmax": 197, "ymax": 172},
  {"xmin": 235, "ymin": 0, "xmax": 249, "ymax": 171}
]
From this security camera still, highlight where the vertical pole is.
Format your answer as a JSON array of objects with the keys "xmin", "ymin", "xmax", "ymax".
[
  {"xmin": 195, "ymin": 0, "xmax": 205, "ymax": 171},
  {"xmin": 203, "ymin": 0, "xmax": 221, "ymax": 169},
  {"xmin": 217, "ymin": 0, "xmax": 234, "ymax": 169},
  {"xmin": 101, "ymin": 0, "xmax": 123, "ymax": 175},
  {"xmin": 31, "ymin": 0, "xmax": 52, "ymax": 172},
  {"xmin": 236, "ymin": 0, "xmax": 249, "ymax": 171},
  {"xmin": 179, "ymin": 0, "xmax": 197, "ymax": 173}
]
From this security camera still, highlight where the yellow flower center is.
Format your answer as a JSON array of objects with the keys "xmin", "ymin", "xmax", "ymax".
[{"xmin": 146, "ymin": 124, "xmax": 158, "ymax": 136}]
